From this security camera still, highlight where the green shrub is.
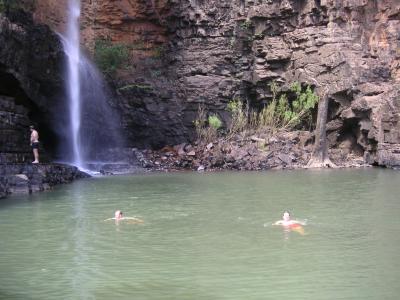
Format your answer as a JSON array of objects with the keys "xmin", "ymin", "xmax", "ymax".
[
  {"xmin": 227, "ymin": 99, "xmax": 247, "ymax": 135},
  {"xmin": 94, "ymin": 38, "xmax": 130, "ymax": 75},
  {"xmin": 254, "ymin": 33, "xmax": 264, "ymax": 40},
  {"xmin": 226, "ymin": 81, "xmax": 319, "ymax": 134},
  {"xmin": 256, "ymin": 81, "xmax": 319, "ymax": 130},
  {"xmin": 289, "ymin": 82, "xmax": 319, "ymax": 128},
  {"xmin": 194, "ymin": 106, "xmax": 223, "ymax": 143},
  {"xmin": 208, "ymin": 115, "xmax": 222, "ymax": 130},
  {"xmin": 239, "ymin": 20, "xmax": 252, "ymax": 30}
]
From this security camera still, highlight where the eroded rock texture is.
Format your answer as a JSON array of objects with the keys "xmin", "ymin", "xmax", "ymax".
[
  {"xmin": 79, "ymin": 0, "xmax": 399, "ymax": 166},
  {"xmin": 1, "ymin": 0, "xmax": 400, "ymax": 168},
  {"xmin": 0, "ymin": 163, "xmax": 89, "ymax": 196},
  {"xmin": 0, "ymin": 9, "xmax": 65, "ymax": 162}
]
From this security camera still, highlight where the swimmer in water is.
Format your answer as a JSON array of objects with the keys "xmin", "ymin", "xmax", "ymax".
[
  {"xmin": 273, "ymin": 211, "xmax": 306, "ymax": 235},
  {"xmin": 104, "ymin": 210, "xmax": 144, "ymax": 224},
  {"xmin": 115, "ymin": 210, "xmax": 123, "ymax": 221},
  {"xmin": 273, "ymin": 211, "xmax": 305, "ymax": 226}
]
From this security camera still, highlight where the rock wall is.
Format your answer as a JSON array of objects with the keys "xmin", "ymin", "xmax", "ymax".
[
  {"xmin": 79, "ymin": 0, "xmax": 179, "ymax": 148},
  {"xmin": 79, "ymin": 0, "xmax": 399, "ymax": 166},
  {"xmin": 0, "ymin": 8, "xmax": 66, "ymax": 162},
  {"xmin": 32, "ymin": 0, "xmax": 68, "ymax": 32},
  {"xmin": 0, "ymin": 95, "xmax": 32, "ymax": 163}
]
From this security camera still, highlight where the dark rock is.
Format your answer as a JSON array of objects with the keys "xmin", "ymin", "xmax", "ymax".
[
  {"xmin": 0, "ymin": 12, "xmax": 65, "ymax": 162},
  {"xmin": 0, "ymin": 163, "xmax": 89, "ymax": 197},
  {"xmin": 0, "ymin": 176, "xmax": 9, "ymax": 198}
]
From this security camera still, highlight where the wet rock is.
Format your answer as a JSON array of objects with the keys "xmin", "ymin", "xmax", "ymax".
[{"xmin": 0, "ymin": 163, "xmax": 89, "ymax": 197}]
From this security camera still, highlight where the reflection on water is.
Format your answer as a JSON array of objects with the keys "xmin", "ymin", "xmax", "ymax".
[{"xmin": 1, "ymin": 169, "xmax": 400, "ymax": 299}]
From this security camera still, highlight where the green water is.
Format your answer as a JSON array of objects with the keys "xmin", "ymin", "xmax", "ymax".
[{"xmin": 1, "ymin": 169, "xmax": 400, "ymax": 299}]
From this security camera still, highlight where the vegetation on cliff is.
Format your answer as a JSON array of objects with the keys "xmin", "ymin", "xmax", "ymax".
[
  {"xmin": 0, "ymin": 0, "xmax": 33, "ymax": 13},
  {"xmin": 94, "ymin": 38, "xmax": 130, "ymax": 76},
  {"xmin": 194, "ymin": 106, "xmax": 223, "ymax": 143},
  {"xmin": 195, "ymin": 81, "xmax": 319, "ymax": 144}
]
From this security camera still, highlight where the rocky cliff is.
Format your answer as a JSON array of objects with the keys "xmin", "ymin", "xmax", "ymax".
[
  {"xmin": 1, "ymin": 0, "xmax": 400, "ymax": 168},
  {"xmin": 77, "ymin": 0, "xmax": 399, "ymax": 166},
  {"xmin": 0, "ymin": 7, "xmax": 66, "ymax": 162}
]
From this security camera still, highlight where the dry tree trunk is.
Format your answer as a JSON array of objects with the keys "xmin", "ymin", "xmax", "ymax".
[{"xmin": 307, "ymin": 88, "xmax": 337, "ymax": 168}]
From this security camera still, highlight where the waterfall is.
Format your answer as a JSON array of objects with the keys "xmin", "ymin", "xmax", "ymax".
[
  {"xmin": 59, "ymin": 0, "xmax": 123, "ymax": 169},
  {"xmin": 61, "ymin": 0, "xmax": 82, "ymax": 167}
]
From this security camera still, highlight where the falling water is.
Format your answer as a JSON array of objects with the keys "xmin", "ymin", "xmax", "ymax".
[
  {"xmin": 61, "ymin": 0, "xmax": 82, "ymax": 167},
  {"xmin": 59, "ymin": 0, "xmax": 123, "ymax": 169}
]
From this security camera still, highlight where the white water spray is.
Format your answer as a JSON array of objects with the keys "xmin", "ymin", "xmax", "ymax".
[
  {"xmin": 59, "ymin": 0, "xmax": 123, "ymax": 170},
  {"xmin": 62, "ymin": 0, "xmax": 82, "ymax": 168}
]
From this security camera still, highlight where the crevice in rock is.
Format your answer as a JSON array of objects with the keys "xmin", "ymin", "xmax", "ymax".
[
  {"xmin": 0, "ymin": 65, "xmax": 31, "ymax": 108},
  {"xmin": 0, "ymin": 66, "xmax": 59, "ymax": 159},
  {"xmin": 336, "ymin": 118, "xmax": 365, "ymax": 157}
]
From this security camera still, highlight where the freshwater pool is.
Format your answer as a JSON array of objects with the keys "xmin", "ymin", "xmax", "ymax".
[{"xmin": 0, "ymin": 169, "xmax": 399, "ymax": 299}]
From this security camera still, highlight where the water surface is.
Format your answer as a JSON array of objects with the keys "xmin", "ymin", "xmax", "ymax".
[{"xmin": 1, "ymin": 169, "xmax": 399, "ymax": 299}]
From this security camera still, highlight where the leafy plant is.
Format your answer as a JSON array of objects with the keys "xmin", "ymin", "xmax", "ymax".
[
  {"xmin": 194, "ymin": 106, "xmax": 222, "ymax": 143},
  {"xmin": 208, "ymin": 115, "xmax": 222, "ymax": 130},
  {"xmin": 239, "ymin": 20, "xmax": 252, "ymax": 30},
  {"xmin": 227, "ymin": 99, "xmax": 248, "ymax": 135},
  {"xmin": 254, "ymin": 32, "xmax": 264, "ymax": 40},
  {"xmin": 289, "ymin": 82, "xmax": 319, "ymax": 128},
  {"xmin": 94, "ymin": 38, "xmax": 130, "ymax": 76},
  {"xmin": 226, "ymin": 81, "xmax": 319, "ymax": 135}
]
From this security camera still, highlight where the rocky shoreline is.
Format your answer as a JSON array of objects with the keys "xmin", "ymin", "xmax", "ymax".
[
  {"xmin": 2, "ymin": 127, "xmax": 395, "ymax": 200},
  {"xmin": 0, "ymin": 163, "xmax": 89, "ymax": 199},
  {"xmin": 135, "ymin": 130, "xmax": 368, "ymax": 172}
]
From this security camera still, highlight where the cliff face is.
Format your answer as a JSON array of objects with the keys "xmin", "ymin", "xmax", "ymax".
[
  {"xmin": 0, "ymin": 8, "xmax": 65, "ymax": 162},
  {"xmin": 32, "ymin": 0, "xmax": 68, "ymax": 32},
  {"xmin": 1, "ymin": 0, "xmax": 400, "ymax": 167},
  {"xmin": 84, "ymin": 0, "xmax": 399, "ymax": 165},
  {"xmin": 76, "ymin": 0, "xmax": 400, "ymax": 164}
]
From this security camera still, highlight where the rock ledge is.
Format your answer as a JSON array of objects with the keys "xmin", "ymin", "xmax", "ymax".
[{"xmin": 0, "ymin": 163, "xmax": 90, "ymax": 198}]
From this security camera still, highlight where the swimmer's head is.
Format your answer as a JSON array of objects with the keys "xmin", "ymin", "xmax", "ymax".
[
  {"xmin": 115, "ymin": 210, "xmax": 123, "ymax": 219},
  {"xmin": 283, "ymin": 211, "xmax": 290, "ymax": 221}
]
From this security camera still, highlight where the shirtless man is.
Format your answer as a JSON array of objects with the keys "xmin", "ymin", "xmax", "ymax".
[
  {"xmin": 30, "ymin": 125, "xmax": 39, "ymax": 163},
  {"xmin": 273, "ymin": 211, "xmax": 305, "ymax": 227},
  {"xmin": 104, "ymin": 210, "xmax": 144, "ymax": 224},
  {"xmin": 274, "ymin": 211, "xmax": 306, "ymax": 235},
  {"xmin": 114, "ymin": 210, "xmax": 123, "ymax": 221}
]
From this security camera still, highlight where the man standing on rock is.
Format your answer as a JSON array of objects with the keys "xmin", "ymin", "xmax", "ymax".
[{"xmin": 30, "ymin": 125, "xmax": 40, "ymax": 163}]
